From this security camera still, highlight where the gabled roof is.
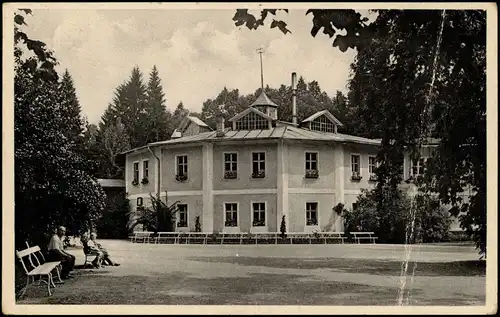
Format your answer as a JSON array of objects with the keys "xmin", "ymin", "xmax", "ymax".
[
  {"xmin": 301, "ymin": 110, "xmax": 344, "ymax": 127},
  {"xmin": 228, "ymin": 106, "xmax": 274, "ymax": 122},
  {"xmin": 250, "ymin": 91, "xmax": 279, "ymax": 108},
  {"xmin": 178, "ymin": 116, "xmax": 212, "ymax": 132}
]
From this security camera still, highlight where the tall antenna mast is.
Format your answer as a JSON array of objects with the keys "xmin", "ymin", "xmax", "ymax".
[{"xmin": 256, "ymin": 47, "xmax": 264, "ymax": 90}]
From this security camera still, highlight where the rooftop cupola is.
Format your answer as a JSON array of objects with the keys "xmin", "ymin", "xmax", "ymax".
[{"xmin": 250, "ymin": 90, "xmax": 279, "ymax": 120}]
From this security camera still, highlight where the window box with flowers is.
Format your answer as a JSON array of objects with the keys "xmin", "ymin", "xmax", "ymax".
[
  {"xmin": 176, "ymin": 174, "xmax": 188, "ymax": 182},
  {"xmin": 306, "ymin": 219, "xmax": 318, "ymax": 226},
  {"xmin": 368, "ymin": 174, "xmax": 378, "ymax": 182},
  {"xmin": 225, "ymin": 219, "xmax": 238, "ymax": 227},
  {"xmin": 252, "ymin": 220, "xmax": 266, "ymax": 227},
  {"xmin": 132, "ymin": 179, "xmax": 139, "ymax": 186},
  {"xmin": 141, "ymin": 177, "xmax": 149, "ymax": 185},
  {"xmin": 224, "ymin": 171, "xmax": 237, "ymax": 179},
  {"xmin": 305, "ymin": 169, "xmax": 319, "ymax": 179},
  {"xmin": 350, "ymin": 172, "xmax": 362, "ymax": 181},
  {"xmin": 251, "ymin": 171, "xmax": 265, "ymax": 179}
]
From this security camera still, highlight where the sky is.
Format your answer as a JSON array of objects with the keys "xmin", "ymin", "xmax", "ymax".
[{"xmin": 22, "ymin": 8, "xmax": 360, "ymax": 124}]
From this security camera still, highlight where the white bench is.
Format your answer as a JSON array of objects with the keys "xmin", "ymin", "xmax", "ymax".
[
  {"xmin": 130, "ymin": 231, "xmax": 153, "ymax": 243},
  {"xmin": 16, "ymin": 246, "xmax": 63, "ymax": 297},
  {"xmin": 317, "ymin": 232, "xmax": 347, "ymax": 244},
  {"xmin": 350, "ymin": 232, "xmax": 378, "ymax": 244}
]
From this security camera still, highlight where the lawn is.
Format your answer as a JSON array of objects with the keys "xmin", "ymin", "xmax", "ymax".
[{"xmin": 16, "ymin": 240, "xmax": 485, "ymax": 306}]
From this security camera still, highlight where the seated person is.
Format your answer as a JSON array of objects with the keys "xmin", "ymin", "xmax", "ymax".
[
  {"xmin": 90, "ymin": 232, "xmax": 120, "ymax": 266},
  {"xmin": 80, "ymin": 233, "xmax": 104, "ymax": 268},
  {"xmin": 47, "ymin": 226, "xmax": 76, "ymax": 279}
]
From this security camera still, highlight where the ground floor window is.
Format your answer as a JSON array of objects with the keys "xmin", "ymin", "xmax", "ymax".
[
  {"xmin": 177, "ymin": 204, "xmax": 188, "ymax": 227},
  {"xmin": 306, "ymin": 202, "xmax": 318, "ymax": 226},
  {"xmin": 252, "ymin": 202, "xmax": 266, "ymax": 227},
  {"xmin": 225, "ymin": 203, "xmax": 238, "ymax": 227}
]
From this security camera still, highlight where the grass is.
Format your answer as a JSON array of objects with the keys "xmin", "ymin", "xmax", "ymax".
[{"xmin": 15, "ymin": 241, "xmax": 486, "ymax": 306}]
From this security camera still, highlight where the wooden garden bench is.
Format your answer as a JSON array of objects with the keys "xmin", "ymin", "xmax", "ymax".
[
  {"xmin": 350, "ymin": 232, "xmax": 378, "ymax": 244},
  {"xmin": 16, "ymin": 245, "xmax": 63, "ymax": 297}
]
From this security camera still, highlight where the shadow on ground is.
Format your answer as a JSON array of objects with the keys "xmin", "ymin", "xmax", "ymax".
[
  {"xmin": 184, "ymin": 257, "xmax": 486, "ymax": 277},
  {"xmin": 18, "ymin": 270, "xmax": 409, "ymax": 305}
]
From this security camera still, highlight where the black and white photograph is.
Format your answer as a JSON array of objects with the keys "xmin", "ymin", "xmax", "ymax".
[{"xmin": 2, "ymin": 2, "xmax": 497, "ymax": 315}]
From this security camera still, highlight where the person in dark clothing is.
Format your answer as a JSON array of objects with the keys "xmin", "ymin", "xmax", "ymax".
[{"xmin": 47, "ymin": 226, "xmax": 75, "ymax": 279}]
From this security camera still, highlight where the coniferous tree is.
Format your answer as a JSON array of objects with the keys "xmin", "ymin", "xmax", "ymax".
[{"xmin": 145, "ymin": 65, "xmax": 171, "ymax": 142}]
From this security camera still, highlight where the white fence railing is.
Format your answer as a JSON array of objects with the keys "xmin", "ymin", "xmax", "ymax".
[{"xmin": 128, "ymin": 231, "xmax": 362, "ymax": 245}]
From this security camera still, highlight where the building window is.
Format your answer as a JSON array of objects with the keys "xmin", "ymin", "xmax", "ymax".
[
  {"xmin": 141, "ymin": 160, "xmax": 149, "ymax": 185},
  {"xmin": 252, "ymin": 202, "xmax": 266, "ymax": 227},
  {"xmin": 411, "ymin": 158, "xmax": 426, "ymax": 177},
  {"xmin": 252, "ymin": 152, "xmax": 266, "ymax": 178},
  {"xmin": 305, "ymin": 152, "xmax": 319, "ymax": 178},
  {"xmin": 137, "ymin": 197, "xmax": 143, "ymax": 207},
  {"xmin": 351, "ymin": 155, "xmax": 361, "ymax": 180},
  {"xmin": 177, "ymin": 204, "xmax": 188, "ymax": 227},
  {"xmin": 368, "ymin": 156, "xmax": 377, "ymax": 181},
  {"xmin": 133, "ymin": 162, "xmax": 139, "ymax": 184},
  {"xmin": 306, "ymin": 202, "xmax": 318, "ymax": 226},
  {"xmin": 223, "ymin": 153, "xmax": 238, "ymax": 179},
  {"xmin": 353, "ymin": 203, "xmax": 359, "ymax": 211},
  {"xmin": 310, "ymin": 115, "xmax": 335, "ymax": 133},
  {"xmin": 224, "ymin": 203, "xmax": 238, "ymax": 227},
  {"xmin": 235, "ymin": 112, "xmax": 269, "ymax": 130},
  {"xmin": 176, "ymin": 155, "xmax": 188, "ymax": 181}
]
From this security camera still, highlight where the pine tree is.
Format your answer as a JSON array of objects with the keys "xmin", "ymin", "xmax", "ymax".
[
  {"xmin": 145, "ymin": 65, "xmax": 171, "ymax": 142},
  {"xmin": 170, "ymin": 101, "xmax": 190, "ymax": 134},
  {"xmin": 102, "ymin": 67, "xmax": 148, "ymax": 148},
  {"xmin": 59, "ymin": 69, "xmax": 84, "ymax": 147}
]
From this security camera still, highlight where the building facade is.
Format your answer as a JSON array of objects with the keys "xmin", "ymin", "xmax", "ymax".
[{"xmin": 122, "ymin": 89, "xmax": 463, "ymax": 233}]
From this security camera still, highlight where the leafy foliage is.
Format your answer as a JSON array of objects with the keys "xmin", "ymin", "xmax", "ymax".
[
  {"xmin": 95, "ymin": 190, "xmax": 130, "ymax": 239},
  {"xmin": 232, "ymin": 8, "xmax": 487, "ymax": 255},
  {"xmin": 201, "ymin": 81, "xmax": 352, "ymax": 132},
  {"xmin": 344, "ymin": 189, "xmax": 451, "ymax": 243},
  {"xmin": 14, "ymin": 10, "xmax": 105, "ymax": 248},
  {"xmin": 127, "ymin": 192, "xmax": 180, "ymax": 233}
]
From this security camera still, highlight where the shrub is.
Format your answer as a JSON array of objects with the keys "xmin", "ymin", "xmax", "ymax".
[
  {"xmin": 344, "ymin": 189, "xmax": 451, "ymax": 244},
  {"xmin": 280, "ymin": 215, "xmax": 286, "ymax": 239},
  {"xmin": 127, "ymin": 192, "xmax": 180, "ymax": 233},
  {"xmin": 194, "ymin": 216, "xmax": 202, "ymax": 232},
  {"xmin": 95, "ymin": 192, "xmax": 130, "ymax": 239}
]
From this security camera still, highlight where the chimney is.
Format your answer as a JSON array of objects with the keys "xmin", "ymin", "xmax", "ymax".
[
  {"xmin": 291, "ymin": 72, "xmax": 297, "ymax": 125},
  {"xmin": 216, "ymin": 116, "xmax": 225, "ymax": 137}
]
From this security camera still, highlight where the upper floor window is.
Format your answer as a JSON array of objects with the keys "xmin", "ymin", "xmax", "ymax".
[
  {"xmin": 305, "ymin": 152, "xmax": 319, "ymax": 178},
  {"xmin": 235, "ymin": 112, "xmax": 269, "ymax": 130},
  {"xmin": 252, "ymin": 152, "xmax": 266, "ymax": 178},
  {"xmin": 306, "ymin": 202, "xmax": 318, "ymax": 226},
  {"xmin": 133, "ymin": 162, "xmax": 139, "ymax": 182},
  {"xmin": 143, "ymin": 160, "xmax": 149, "ymax": 179},
  {"xmin": 252, "ymin": 202, "xmax": 266, "ymax": 227},
  {"xmin": 177, "ymin": 204, "xmax": 188, "ymax": 227},
  {"xmin": 224, "ymin": 153, "xmax": 238, "ymax": 179},
  {"xmin": 368, "ymin": 156, "xmax": 377, "ymax": 181},
  {"xmin": 224, "ymin": 203, "xmax": 238, "ymax": 227},
  {"xmin": 351, "ymin": 155, "xmax": 361, "ymax": 180},
  {"xmin": 310, "ymin": 115, "xmax": 336, "ymax": 133},
  {"xmin": 176, "ymin": 155, "xmax": 188, "ymax": 181}
]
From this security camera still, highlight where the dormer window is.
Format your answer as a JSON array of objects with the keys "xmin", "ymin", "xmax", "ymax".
[
  {"xmin": 234, "ymin": 111, "xmax": 270, "ymax": 130},
  {"xmin": 300, "ymin": 110, "xmax": 343, "ymax": 133},
  {"xmin": 311, "ymin": 115, "xmax": 336, "ymax": 133}
]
